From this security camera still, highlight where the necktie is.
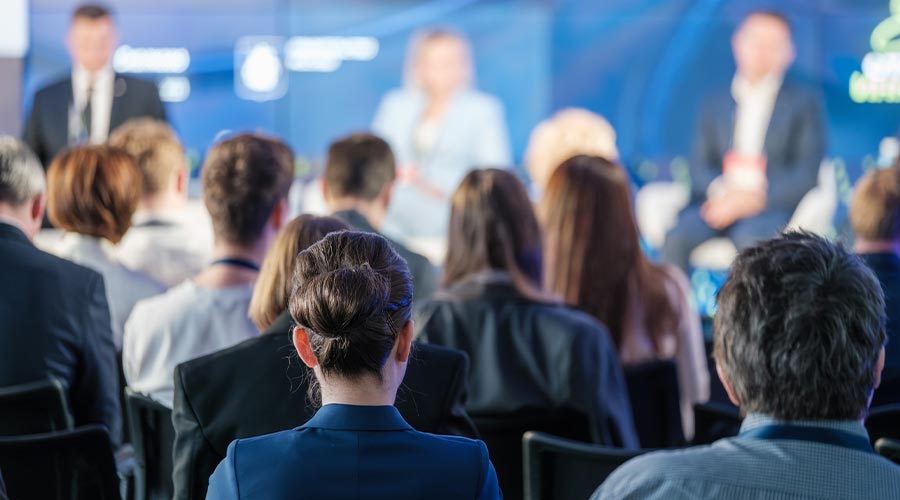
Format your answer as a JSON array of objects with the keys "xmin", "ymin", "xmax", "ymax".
[{"xmin": 81, "ymin": 81, "xmax": 93, "ymax": 143}]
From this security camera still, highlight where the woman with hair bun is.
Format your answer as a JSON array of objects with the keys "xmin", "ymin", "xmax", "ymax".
[{"xmin": 207, "ymin": 231, "xmax": 501, "ymax": 500}]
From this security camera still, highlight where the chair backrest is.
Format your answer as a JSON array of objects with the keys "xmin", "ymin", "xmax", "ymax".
[
  {"xmin": 692, "ymin": 401, "xmax": 742, "ymax": 445},
  {"xmin": 0, "ymin": 425, "xmax": 120, "ymax": 500},
  {"xmin": 875, "ymin": 437, "xmax": 900, "ymax": 465},
  {"xmin": 866, "ymin": 403, "xmax": 900, "ymax": 443},
  {"xmin": 0, "ymin": 379, "xmax": 73, "ymax": 436},
  {"xmin": 623, "ymin": 360, "xmax": 685, "ymax": 448},
  {"xmin": 522, "ymin": 431, "xmax": 648, "ymax": 500},
  {"xmin": 473, "ymin": 410, "xmax": 591, "ymax": 500},
  {"xmin": 126, "ymin": 390, "xmax": 175, "ymax": 500}
]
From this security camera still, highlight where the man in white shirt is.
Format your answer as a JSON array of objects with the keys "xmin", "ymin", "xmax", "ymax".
[
  {"xmin": 123, "ymin": 133, "xmax": 294, "ymax": 408},
  {"xmin": 23, "ymin": 4, "xmax": 166, "ymax": 167},
  {"xmin": 110, "ymin": 118, "xmax": 213, "ymax": 287},
  {"xmin": 663, "ymin": 11, "xmax": 825, "ymax": 272}
]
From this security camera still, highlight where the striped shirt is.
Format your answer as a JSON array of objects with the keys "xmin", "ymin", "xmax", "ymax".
[{"xmin": 593, "ymin": 413, "xmax": 900, "ymax": 500}]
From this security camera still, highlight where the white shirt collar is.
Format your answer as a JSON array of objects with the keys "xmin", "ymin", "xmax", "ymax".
[
  {"xmin": 731, "ymin": 72, "xmax": 783, "ymax": 102},
  {"xmin": 71, "ymin": 63, "xmax": 115, "ymax": 103}
]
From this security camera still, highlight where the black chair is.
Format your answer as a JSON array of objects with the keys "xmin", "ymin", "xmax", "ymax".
[
  {"xmin": 692, "ymin": 401, "xmax": 742, "ymax": 445},
  {"xmin": 0, "ymin": 425, "xmax": 120, "ymax": 500},
  {"xmin": 871, "ymin": 376, "xmax": 900, "ymax": 407},
  {"xmin": 624, "ymin": 360, "xmax": 685, "ymax": 448},
  {"xmin": 866, "ymin": 403, "xmax": 900, "ymax": 444},
  {"xmin": 473, "ymin": 410, "xmax": 591, "ymax": 500},
  {"xmin": 875, "ymin": 437, "xmax": 900, "ymax": 465},
  {"xmin": 126, "ymin": 390, "xmax": 175, "ymax": 500},
  {"xmin": 522, "ymin": 431, "xmax": 648, "ymax": 500},
  {"xmin": 0, "ymin": 378, "xmax": 72, "ymax": 436}
]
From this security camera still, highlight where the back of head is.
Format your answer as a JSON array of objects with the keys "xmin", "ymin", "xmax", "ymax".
[
  {"xmin": 288, "ymin": 231, "xmax": 413, "ymax": 381},
  {"xmin": 201, "ymin": 133, "xmax": 294, "ymax": 245},
  {"xmin": 714, "ymin": 231, "xmax": 886, "ymax": 421},
  {"xmin": 72, "ymin": 3, "xmax": 113, "ymax": 22},
  {"xmin": 0, "ymin": 137, "xmax": 44, "ymax": 208},
  {"xmin": 47, "ymin": 145, "xmax": 141, "ymax": 244},
  {"xmin": 525, "ymin": 108, "xmax": 618, "ymax": 189},
  {"xmin": 443, "ymin": 168, "xmax": 545, "ymax": 300},
  {"xmin": 249, "ymin": 215, "xmax": 351, "ymax": 331},
  {"xmin": 324, "ymin": 133, "xmax": 395, "ymax": 201},
  {"xmin": 850, "ymin": 166, "xmax": 900, "ymax": 243},
  {"xmin": 108, "ymin": 118, "xmax": 186, "ymax": 197}
]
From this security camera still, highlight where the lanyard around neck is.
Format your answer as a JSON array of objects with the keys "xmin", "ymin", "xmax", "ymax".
[
  {"xmin": 740, "ymin": 424, "xmax": 874, "ymax": 454},
  {"xmin": 209, "ymin": 258, "xmax": 261, "ymax": 273}
]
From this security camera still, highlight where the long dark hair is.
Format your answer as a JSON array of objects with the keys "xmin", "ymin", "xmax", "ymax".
[
  {"xmin": 442, "ymin": 168, "xmax": 550, "ymax": 301},
  {"xmin": 540, "ymin": 155, "xmax": 678, "ymax": 352}
]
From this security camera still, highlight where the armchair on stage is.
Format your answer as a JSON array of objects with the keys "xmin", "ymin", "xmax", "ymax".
[{"xmin": 636, "ymin": 159, "xmax": 837, "ymax": 270}]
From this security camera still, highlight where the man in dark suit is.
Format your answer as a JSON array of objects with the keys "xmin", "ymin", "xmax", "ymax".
[
  {"xmin": 322, "ymin": 133, "xmax": 439, "ymax": 301},
  {"xmin": 171, "ymin": 311, "xmax": 477, "ymax": 500},
  {"xmin": 23, "ymin": 4, "xmax": 166, "ymax": 167},
  {"xmin": 0, "ymin": 137, "xmax": 121, "ymax": 444},
  {"xmin": 850, "ymin": 165, "xmax": 900, "ymax": 406},
  {"xmin": 663, "ymin": 11, "xmax": 826, "ymax": 272}
]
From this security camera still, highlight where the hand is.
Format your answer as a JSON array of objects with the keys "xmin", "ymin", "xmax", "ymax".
[{"xmin": 701, "ymin": 189, "xmax": 766, "ymax": 230}]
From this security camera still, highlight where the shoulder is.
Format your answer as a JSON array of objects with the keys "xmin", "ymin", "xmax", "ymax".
[
  {"xmin": 779, "ymin": 80, "xmax": 822, "ymax": 107},
  {"xmin": 34, "ymin": 77, "xmax": 71, "ymax": 99},
  {"xmin": 126, "ymin": 282, "xmax": 197, "ymax": 329},
  {"xmin": 19, "ymin": 243, "xmax": 105, "ymax": 292},
  {"xmin": 597, "ymin": 445, "xmax": 723, "ymax": 497},
  {"xmin": 378, "ymin": 88, "xmax": 416, "ymax": 108},
  {"xmin": 177, "ymin": 332, "xmax": 291, "ymax": 383},
  {"xmin": 118, "ymin": 75, "xmax": 159, "ymax": 92},
  {"xmin": 459, "ymin": 90, "xmax": 504, "ymax": 114}
]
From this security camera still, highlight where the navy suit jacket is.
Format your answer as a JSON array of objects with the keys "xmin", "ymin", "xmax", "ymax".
[
  {"xmin": 0, "ymin": 223, "xmax": 121, "ymax": 444},
  {"xmin": 690, "ymin": 81, "xmax": 826, "ymax": 213},
  {"xmin": 860, "ymin": 253, "xmax": 900, "ymax": 406},
  {"xmin": 206, "ymin": 404, "xmax": 501, "ymax": 500},
  {"xmin": 23, "ymin": 74, "xmax": 166, "ymax": 167}
]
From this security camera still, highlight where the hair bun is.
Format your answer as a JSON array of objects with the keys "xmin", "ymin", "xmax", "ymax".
[{"xmin": 293, "ymin": 263, "xmax": 390, "ymax": 338}]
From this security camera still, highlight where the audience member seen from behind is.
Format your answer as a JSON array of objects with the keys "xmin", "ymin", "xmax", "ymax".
[
  {"xmin": 110, "ymin": 118, "xmax": 213, "ymax": 287},
  {"xmin": 524, "ymin": 108, "xmax": 619, "ymax": 195},
  {"xmin": 372, "ymin": 28, "xmax": 511, "ymax": 241},
  {"xmin": 594, "ymin": 232, "xmax": 900, "ymax": 500},
  {"xmin": 47, "ymin": 145, "xmax": 165, "ymax": 349},
  {"xmin": 418, "ymin": 168, "xmax": 638, "ymax": 446},
  {"xmin": 851, "ymin": 165, "xmax": 900, "ymax": 405},
  {"xmin": 539, "ymin": 155, "xmax": 708, "ymax": 440},
  {"xmin": 123, "ymin": 133, "xmax": 293, "ymax": 408},
  {"xmin": 207, "ymin": 231, "xmax": 501, "ymax": 500},
  {"xmin": 322, "ymin": 132, "xmax": 439, "ymax": 300},
  {"xmin": 0, "ymin": 137, "xmax": 121, "ymax": 444}
]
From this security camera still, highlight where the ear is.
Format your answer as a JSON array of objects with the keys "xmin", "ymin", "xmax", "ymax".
[
  {"xmin": 394, "ymin": 319, "xmax": 414, "ymax": 364},
  {"xmin": 321, "ymin": 178, "xmax": 331, "ymax": 204},
  {"xmin": 380, "ymin": 180, "xmax": 394, "ymax": 210},
  {"xmin": 874, "ymin": 345, "xmax": 886, "ymax": 390},
  {"xmin": 175, "ymin": 168, "xmax": 188, "ymax": 196},
  {"xmin": 270, "ymin": 198, "xmax": 288, "ymax": 231},
  {"xmin": 293, "ymin": 326, "xmax": 319, "ymax": 369},
  {"xmin": 716, "ymin": 363, "xmax": 741, "ymax": 408},
  {"xmin": 31, "ymin": 193, "xmax": 44, "ymax": 224}
]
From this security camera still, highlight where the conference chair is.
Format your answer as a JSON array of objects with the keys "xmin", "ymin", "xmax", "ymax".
[
  {"xmin": 473, "ymin": 410, "xmax": 591, "ymax": 500},
  {"xmin": 623, "ymin": 360, "xmax": 685, "ymax": 448},
  {"xmin": 522, "ymin": 431, "xmax": 649, "ymax": 500},
  {"xmin": 126, "ymin": 390, "xmax": 176, "ymax": 500},
  {"xmin": 0, "ymin": 425, "xmax": 120, "ymax": 500},
  {"xmin": 0, "ymin": 378, "xmax": 72, "ymax": 436},
  {"xmin": 692, "ymin": 401, "xmax": 742, "ymax": 445},
  {"xmin": 866, "ymin": 403, "xmax": 900, "ymax": 444},
  {"xmin": 875, "ymin": 438, "xmax": 900, "ymax": 465}
]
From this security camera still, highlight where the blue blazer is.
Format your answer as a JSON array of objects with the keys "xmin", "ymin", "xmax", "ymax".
[
  {"xmin": 690, "ymin": 81, "xmax": 826, "ymax": 214},
  {"xmin": 206, "ymin": 404, "xmax": 502, "ymax": 499}
]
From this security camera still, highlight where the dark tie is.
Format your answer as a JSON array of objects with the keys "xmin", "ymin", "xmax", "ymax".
[{"xmin": 81, "ymin": 81, "xmax": 93, "ymax": 143}]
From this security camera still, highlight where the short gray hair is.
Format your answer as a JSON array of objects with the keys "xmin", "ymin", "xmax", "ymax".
[
  {"xmin": 714, "ymin": 231, "xmax": 886, "ymax": 421},
  {"xmin": 0, "ymin": 137, "xmax": 45, "ymax": 206}
]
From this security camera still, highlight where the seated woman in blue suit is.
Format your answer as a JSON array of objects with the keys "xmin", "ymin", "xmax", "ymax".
[
  {"xmin": 372, "ymin": 28, "xmax": 512, "ymax": 242},
  {"xmin": 207, "ymin": 231, "xmax": 501, "ymax": 500}
]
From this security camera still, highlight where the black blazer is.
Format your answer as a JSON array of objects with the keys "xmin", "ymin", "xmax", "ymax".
[
  {"xmin": 860, "ymin": 253, "xmax": 900, "ymax": 405},
  {"xmin": 0, "ymin": 223, "xmax": 121, "ymax": 444},
  {"xmin": 690, "ymin": 81, "xmax": 826, "ymax": 213},
  {"xmin": 417, "ymin": 276, "xmax": 640, "ymax": 449},
  {"xmin": 171, "ymin": 312, "xmax": 478, "ymax": 500},
  {"xmin": 23, "ymin": 74, "xmax": 167, "ymax": 166}
]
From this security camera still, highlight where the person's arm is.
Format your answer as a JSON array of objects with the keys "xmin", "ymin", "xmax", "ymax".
[
  {"xmin": 73, "ymin": 272, "xmax": 123, "ymax": 446},
  {"xmin": 570, "ymin": 325, "xmax": 639, "ymax": 449},
  {"xmin": 475, "ymin": 440, "xmax": 502, "ymax": 500},
  {"xmin": 173, "ymin": 364, "xmax": 222, "ymax": 500},
  {"xmin": 689, "ymin": 100, "xmax": 725, "ymax": 205},
  {"xmin": 765, "ymin": 92, "xmax": 825, "ymax": 213},
  {"xmin": 435, "ymin": 349, "xmax": 480, "ymax": 439},
  {"xmin": 205, "ymin": 441, "xmax": 239, "ymax": 499}
]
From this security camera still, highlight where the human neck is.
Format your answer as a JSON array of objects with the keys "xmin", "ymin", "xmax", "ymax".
[
  {"xmin": 138, "ymin": 190, "xmax": 185, "ymax": 217},
  {"xmin": 319, "ymin": 373, "xmax": 397, "ymax": 407},
  {"xmin": 854, "ymin": 238, "xmax": 900, "ymax": 256},
  {"xmin": 0, "ymin": 206, "xmax": 34, "ymax": 240},
  {"xmin": 192, "ymin": 239, "xmax": 267, "ymax": 288},
  {"xmin": 329, "ymin": 197, "xmax": 386, "ymax": 229}
]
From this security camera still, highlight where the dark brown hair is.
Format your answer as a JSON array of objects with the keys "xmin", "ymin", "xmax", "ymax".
[
  {"xmin": 325, "ymin": 133, "xmax": 396, "ymax": 201},
  {"xmin": 249, "ymin": 215, "xmax": 350, "ymax": 332},
  {"xmin": 72, "ymin": 4, "xmax": 113, "ymax": 21},
  {"xmin": 540, "ymin": 155, "xmax": 678, "ymax": 351},
  {"xmin": 443, "ymin": 168, "xmax": 548, "ymax": 301},
  {"xmin": 47, "ymin": 145, "xmax": 141, "ymax": 244},
  {"xmin": 850, "ymin": 166, "xmax": 900, "ymax": 242},
  {"xmin": 201, "ymin": 133, "xmax": 294, "ymax": 245},
  {"xmin": 289, "ymin": 231, "xmax": 413, "ymax": 383}
]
